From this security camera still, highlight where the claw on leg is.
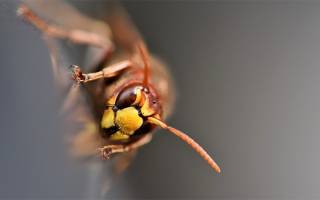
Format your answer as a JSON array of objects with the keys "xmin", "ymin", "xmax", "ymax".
[
  {"xmin": 70, "ymin": 60, "xmax": 133, "ymax": 84},
  {"xmin": 70, "ymin": 65, "xmax": 87, "ymax": 83},
  {"xmin": 99, "ymin": 145, "xmax": 122, "ymax": 160},
  {"xmin": 98, "ymin": 134, "xmax": 152, "ymax": 160},
  {"xmin": 99, "ymin": 146, "xmax": 111, "ymax": 159}
]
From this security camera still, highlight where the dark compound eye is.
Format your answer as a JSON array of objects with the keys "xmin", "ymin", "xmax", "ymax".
[{"xmin": 115, "ymin": 85, "xmax": 138, "ymax": 109}]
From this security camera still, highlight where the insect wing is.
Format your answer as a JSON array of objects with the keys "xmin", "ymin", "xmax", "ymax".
[
  {"xmin": 23, "ymin": 0, "xmax": 113, "ymax": 72},
  {"xmin": 20, "ymin": 1, "xmax": 141, "ymax": 197},
  {"xmin": 104, "ymin": 2, "xmax": 143, "ymax": 53},
  {"xmin": 23, "ymin": 0, "xmax": 112, "ymax": 38}
]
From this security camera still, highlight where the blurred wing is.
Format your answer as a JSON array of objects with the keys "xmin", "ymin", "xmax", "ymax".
[
  {"xmin": 24, "ymin": 0, "xmax": 143, "ymax": 54},
  {"xmin": 105, "ymin": 2, "xmax": 143, "ymax": 53},
  {"xmin": 23, "ymin": 0, "xmax": 113, "ymax": 72},
  {"xmin": 24, "ymin": 0, "xmax": 112, "ymax": 38},
  {"xmin": 20, "ymin": 1, "xmax": 140, "ymax": 196},
  {"xmin": 19, "ymin": 0, "xmax": 108, "ymax": 156}
]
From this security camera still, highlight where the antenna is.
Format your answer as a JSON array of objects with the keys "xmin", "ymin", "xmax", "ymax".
[
  {"xmin": 147, "ymin": 117, "xmax": 221, "ymax": 173},
  {"xmin": 137, "ymin": 42, "xmax": 150, "ymax": 86}
]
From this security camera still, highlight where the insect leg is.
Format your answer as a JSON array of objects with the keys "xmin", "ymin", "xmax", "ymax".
[
  {"xmin": 99, "ymin": 134, "xmax": 152, "ymax": 159},
  {"xmin": 17, "ymin": 4, "xmax": 113, "ymax": 49},
  {"xmin": 71, "ymin": 60, "xmax": 133, "ymax": 84}
]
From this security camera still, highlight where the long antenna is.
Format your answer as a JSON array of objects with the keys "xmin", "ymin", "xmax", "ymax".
[
  {"xmin": 137, "ymin": 42, "xmax": 150, "ymax": 86},
  {"xmin": 147, "ymin": 117, "xmax": 221, "ymax": 173}
]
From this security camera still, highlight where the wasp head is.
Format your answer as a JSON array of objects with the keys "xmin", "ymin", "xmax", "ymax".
[
  {"xmin": 100, "ymin": 43, "xmax": 221, "ymax": 173},
  {"xmin": 101, "ymin": 83, "xmax": 161, "ymax": 141}
]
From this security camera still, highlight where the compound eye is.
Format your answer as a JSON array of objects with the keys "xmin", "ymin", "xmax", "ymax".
[{"xmin": 115, "ymin": 86, "xmax": 140, "ymax": 109}]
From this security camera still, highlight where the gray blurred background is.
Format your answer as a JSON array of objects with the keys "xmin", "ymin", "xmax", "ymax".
[{"xmin": 1, "ymin": 1, "xmax": 320, "ymax": 199}]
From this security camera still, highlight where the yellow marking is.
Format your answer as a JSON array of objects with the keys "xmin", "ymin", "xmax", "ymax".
[
  {"xmin": 107, "ymin": 95, "xmax": 116, "ymax": 105},
  {"xmin": 141, "ymin": 98, "xmax": 156, "ymax": 117},
  {"xmin": 110, "ymin": 131, "xmax": 130, "ymax": 141},
  {"xmin": 101, "ymin": 107, "xmax": 115, "ymax": 129},
  {"xmin": 132, "ymin": 87, "xmax": 145, "ymax": 107},
  {"xmin": 132, "ymin": 88, "xmax": 142, "ymax": 105},
  {"xmin": 115, "ymin": 107, "xmax": 143, "ymax": 135}
]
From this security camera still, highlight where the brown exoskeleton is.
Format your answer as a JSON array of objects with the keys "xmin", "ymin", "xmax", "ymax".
[{"xmin": 17, "ymin": 0, "xmax": 221, "ymax": 175}]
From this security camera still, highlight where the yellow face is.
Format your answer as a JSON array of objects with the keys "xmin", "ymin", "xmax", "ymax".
[{"xmin": 101, "ymin": 83, "xmax": 161, "ymax": 141}]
